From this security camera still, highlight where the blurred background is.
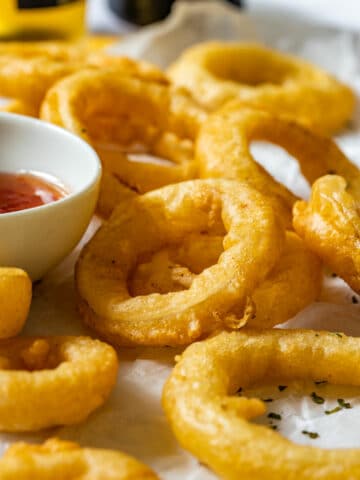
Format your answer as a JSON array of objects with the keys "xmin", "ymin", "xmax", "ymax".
[
  {"xmin": 1, "ymin": 1, "xmax": 358, "ymax": 42},
  {"xmin": 88, "ymin": 0, "xmax": 360, "ymax": 32}
]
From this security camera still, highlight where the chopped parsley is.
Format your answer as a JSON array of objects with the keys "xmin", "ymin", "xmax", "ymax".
[
  {"xmin": 325, "ymin": 406, "xmax": 342, "ymax": 415},
  {"xmin": 278, "ymin": 385, "xmax": 287, "ymax": 392},
  {"xmin": 338, "ymin": 398, "xmax": 352, "ymax": 409},
  {"xmin": 314, "ymin": 380, "xmax": 327, "ymax": 385},
  {"xmin": 263, "ymin": 398, "xmax": 274, "ymax": 403},
  {"xmin": 334, "ymin": 332, "xmax": 343, "ymax": 338},
  {"xmin": 311, "ymin": 392, "xmax": 325, "ymax": 404},
  {"xmin": 267, "ymin": 412, "xmax": 281, "ymax": 421},
  {"xmin": 302, "ymin": 430, "xmax": 319, "ymax": 439}
]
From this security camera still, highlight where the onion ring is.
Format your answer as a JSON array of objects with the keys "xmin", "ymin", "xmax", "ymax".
[
  {"xmin": 76, "ymin": 179, "xmax": 285, "ymax": 346},
  {"xmin": 250, "ymin": 232, "xmax": 322, "ymax": 327},
  {"xmin": 130, "ymin": 232, "xmax": 321, "ymax": 328},
  {"xmin": 0, "ymin": 438, "xmax": 159, "ymax": 479},
  {"xmin": 168, "ymin": 41, "xmax": 354, "ymax": 134},
  {"xmin": 0, "ymin": 44, "xmax": 81, "ymax": 112},
  {"xmin": 163, "ymin": 328, "xmax": 360, "ymax": 480},
  {"xmin": 41, "ymin": 69, "xmax": 206, "ymax": 215},
  {"xmin": 0, "ymin": 40, "xmax": 166, "ymax": 115},
  {"xmin": 293, "ymin": 174, "xmax": 360, "ymax": 293},
  {"xmin": 0, "ymin": 98, "xmax": 38, "ymax": 116},
  {"xmin": 0, "ymin": 268, "xmax": 32, "ymax": 339},
  {"xmin": 0, "ymin": 336, "xmax": 118, "ymax": 431},
  {"xmin": 196, "ymin": 105, "xmax": 360, "ymax": 225},
  {"xmin": 98, "ymin": 171, "xmax": 137, "ymax": 219}
]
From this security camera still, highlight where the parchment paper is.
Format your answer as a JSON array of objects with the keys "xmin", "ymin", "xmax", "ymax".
[{"xmin": 2, "ymin": 2, "xmax": 360, "ymax": 478}]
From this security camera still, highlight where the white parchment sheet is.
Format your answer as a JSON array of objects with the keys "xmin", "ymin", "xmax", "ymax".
[{"xmin": 2, "ymin": 2, "xmax": 360, "ymax": 479}]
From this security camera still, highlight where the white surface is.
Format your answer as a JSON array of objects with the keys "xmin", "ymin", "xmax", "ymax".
[
  {"xmin": 0, "ymin": 114, "xmax": 101, "ymax": 280},
  {"xmin": 248, "ymin": 0, "xmax": 360, "ymax": 31},
  {"xmin": 87, "ymin": 0, "xmax": 136, "ymax": 34},
  {"xmin": 2, "ymin": 3, "xmax": 360, "ymax": 479}
]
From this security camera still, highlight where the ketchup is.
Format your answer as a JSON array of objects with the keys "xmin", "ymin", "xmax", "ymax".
[{"xmin": 0, "ymin": 172, "xmax": 66, "ymax": 214}]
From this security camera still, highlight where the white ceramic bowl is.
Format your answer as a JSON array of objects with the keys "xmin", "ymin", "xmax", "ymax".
[{"xmin": 0, "ymin": 113, "xmax": 101, "ymax": 280}]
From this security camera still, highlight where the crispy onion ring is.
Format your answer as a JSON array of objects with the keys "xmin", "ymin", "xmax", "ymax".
[
  {"xmin": 0, "ymin": 98, "xmax": 38, "ymax": 116},
  {"xmin": 98, "ymin": 171, "xmax": 137, "ymax": 219},
  {"xmin": 196, "ymin": 105, "xmax": 360, "ymax": 225},
  {"xmin": 163, "ymin": 329, "xmax": 360, "ymax": 480},
  {"xmin": 81, "ymin": 35, "xmax": 119, "ymax": 51},
  {"xmin": 250, "ymin": 232, "xmax": 321, "ymax": 327},
  {"xmin": 0, "ymin": 40, "xmax": 166, "ymax": 115},
  {"xmin": 0, "ymin": 336, "xmax": 118, "ymax": 431},
  {"xmin": 0, "ymin": 44, "xmax": 80, "ymax": 111},
  {"xmin": 76, "ymin": 179, "xmax": 285, "ymax": 346},
  {"xmin": 0, "ymin": 268, "xmax": 32, "ymax": 339},
  {"xmin": 130, "ymin": 232, "xmax": 321, "ymax": 328},
  {"xmin": 41, "ymin": 69, "xmax": 206, "ymax": 216},
  {"xmin": 168, "ymin": 41, "xmax": 354, "ymax": 134},
  {"xmin": 293, "ymin": 174, "xmax": 360, "ymax": 294},
  {"xmin": 0, "ymin": 438, "xmax": 159, "ymax": 479}
]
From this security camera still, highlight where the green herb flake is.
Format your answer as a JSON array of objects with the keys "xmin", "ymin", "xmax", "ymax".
[
  {"xmin": 263, "ymin": 398, "xmax": 274, "ymax": 403},
  {"xmin": 267, "ymin": 412, "xmax": 281, "ymax": 421},
  {"xmin": 334, "ymin": 332, "xmax": 343, "ymax": 338},
  {"xmin": 338, "ymin": 399, "xmax": 352, "ymax": 409},
  {"xmin": 302, "ymin": 430, "xmax": 319, "ymax": 439},
  {"xmin": 278, "ymin": 385, "xmax": 287, "ymax": 392},
  {"xmin": 311, "ymin": 392, "xmax": 325, "ymax": 404},
  {"xmin": 325, "ymin": 406, "xmax": 342, "ymax": 415},
  {"xmin": 236, "ymin": 387, "xmax": 242, "ymax": 395},
  {"xmin": 314, "ymin": 380, "xmax": 327, "ymax": 385}
]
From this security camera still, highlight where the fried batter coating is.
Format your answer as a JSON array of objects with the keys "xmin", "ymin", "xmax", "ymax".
[
  {"xmin": 41, "ymin": 70, "xmax": 206, "ymax": 216},
  {"xmin": 163, "ymin": 329, "xmax": 360, "ymax": 480},
  {"xmin": 169, "ymin": 42, "xmax": 354, "ymax": 134},
  {"xmin": 131, "ymin": 232, "xmax": 321, "ymax": 327},
  {"xmin": 76, "ymin": 179, "xmax": 285, "ymax": 346},
  {"xmin": 197, "ymin": 105, "xmax": 360, "ymax": 225},
  {"xmin": 0, "ymin": 268, "xmax": 32, "ymax": 339},
  {"xmin": 294, "ymin": 174, "xmax": 360, "ymax": 294},
  {"xmin": 0, "ymin": 438, "xmax": 158, "ymax": 479},
  {"xmin": 0, "ymin": 336, "xmax": 118, "ymax": 431}
]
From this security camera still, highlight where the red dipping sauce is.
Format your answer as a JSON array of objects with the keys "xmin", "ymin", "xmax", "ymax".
[{"xmin": 0, "ymin": 172, "xmax": 67, "ymax": 214}]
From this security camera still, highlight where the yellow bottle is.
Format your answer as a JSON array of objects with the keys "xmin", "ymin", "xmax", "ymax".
[{"xmin": 0, "ymin": 0, "xmax": 86, "ymax": 40}]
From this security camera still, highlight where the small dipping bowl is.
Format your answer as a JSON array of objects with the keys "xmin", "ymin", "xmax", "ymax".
[{"xmin": 0, "ymin": 113, "xmax": 101, "ymax": 280}]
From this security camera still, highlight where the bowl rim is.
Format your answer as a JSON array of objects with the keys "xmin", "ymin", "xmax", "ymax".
[{"xmin": 0, "ymin": 112, "xmax": 102, "ymax": 218}]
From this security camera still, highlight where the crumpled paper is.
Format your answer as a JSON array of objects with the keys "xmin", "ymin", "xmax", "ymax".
[
  {"xmin": 109, "ymin": 0, "xmax": 257, "ymax": 68},
  {"xmin": 1, "ymin": 2, "xmax": 360, "ymax": 479}
]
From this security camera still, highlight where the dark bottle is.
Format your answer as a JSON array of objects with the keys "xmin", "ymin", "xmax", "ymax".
[
  {"xmin": 0, "ymin": 0, "xmax": 85, "ymax": 40},
  {"xmin": 108, "ymin": 0, "xmax": 243, "ymax": 26},
  {"xmin": 108, "ymin": 0, "xmax": 176, "ymax": 26},
  {"xmin": 226, "ymin": 0, "xmax": 243, "ymax": 5}
]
